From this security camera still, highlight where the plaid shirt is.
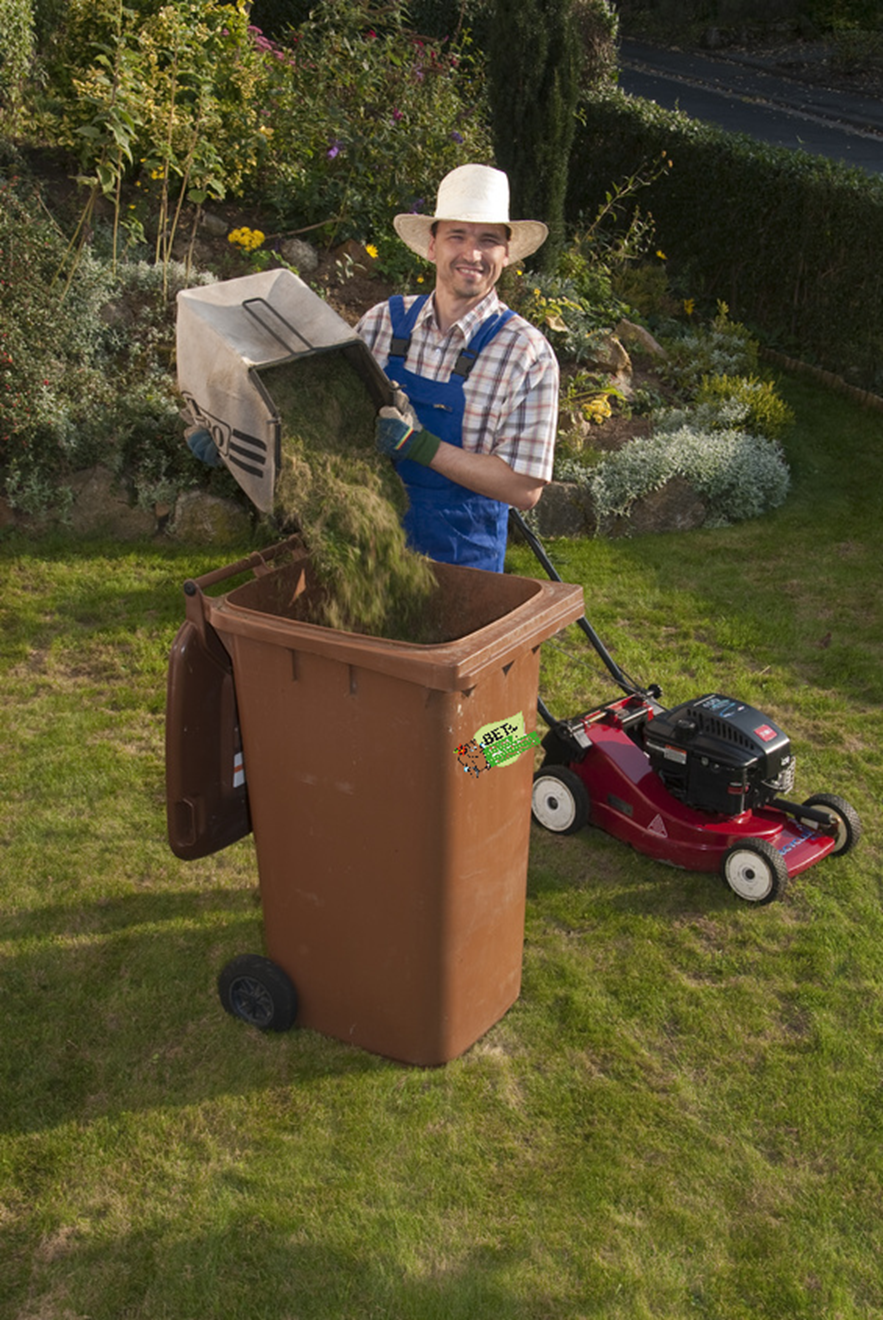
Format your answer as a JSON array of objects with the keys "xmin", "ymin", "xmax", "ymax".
[{"xmin": 356, "ymin": 290, "xmax": 559, "ymax": 482}]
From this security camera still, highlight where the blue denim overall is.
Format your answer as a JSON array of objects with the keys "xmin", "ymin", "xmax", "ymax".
[{"xmin": 386, "ymin": 294, "xmax": 515, "ymax": 573}]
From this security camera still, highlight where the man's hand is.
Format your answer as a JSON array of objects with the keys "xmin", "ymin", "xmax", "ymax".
[
  {"xmin": 375, "ymin": 389, "xmax": 440, "ymax": 466},
  {"xmin": 186, "ymin": 427, "xmax": 223, "ymax": 468}
]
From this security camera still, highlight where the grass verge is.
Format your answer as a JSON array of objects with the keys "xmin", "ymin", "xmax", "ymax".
[{"xmin": 1, "ymin": 369, "xmax": 881, "ymax": 1320}]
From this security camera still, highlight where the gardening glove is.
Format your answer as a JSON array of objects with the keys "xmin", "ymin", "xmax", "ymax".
[
  {"xmin": 186, "ymin": 426, "xmax": 223, "ymax": 468},
  {"xmin": 375, "ymin": 388, "xmax": 441, "ymax": 467}
]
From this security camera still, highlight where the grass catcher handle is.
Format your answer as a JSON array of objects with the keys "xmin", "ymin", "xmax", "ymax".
[{"xmin": 242, "ymin": 297, "xmax": 315, "ymax": 358}]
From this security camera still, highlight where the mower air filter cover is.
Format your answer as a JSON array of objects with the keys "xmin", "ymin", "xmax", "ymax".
[{"xmin": 644, "ymin": 693, "xmax": 794, "ymax": 816}]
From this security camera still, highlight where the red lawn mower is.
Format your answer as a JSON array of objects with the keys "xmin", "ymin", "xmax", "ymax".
[{"xmin": 510, "ymin": 512, "xmax": 861, "ymax": 904}]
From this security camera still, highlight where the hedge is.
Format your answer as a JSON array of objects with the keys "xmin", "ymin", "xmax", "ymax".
[{"xmin": 567, "ymin": 89, "xmax": 883, "ymax": 394}]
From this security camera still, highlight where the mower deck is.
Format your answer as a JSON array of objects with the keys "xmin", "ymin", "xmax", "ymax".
[{"xmin": 534, "ymin": 694, "xmax": 847, "ymax": 896}]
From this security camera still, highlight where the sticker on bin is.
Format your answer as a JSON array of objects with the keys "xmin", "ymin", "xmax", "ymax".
[
  {"xmin": 455, "ymin": 711, "xmax": 541, "ymax": 780},
  {"xmin": 233, "ymin": 751, "xmax": 246, "ymax": 789}
]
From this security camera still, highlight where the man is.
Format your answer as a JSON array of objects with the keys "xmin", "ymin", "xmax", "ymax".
[{"xmin": 357, "ymin": 163, "xmax": 559, "ymax": 572}]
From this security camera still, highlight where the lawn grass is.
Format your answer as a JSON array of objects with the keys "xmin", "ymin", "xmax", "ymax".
[{"xmin": 1, "ymin": 369, "xmax": 882, "ymax": 1320}]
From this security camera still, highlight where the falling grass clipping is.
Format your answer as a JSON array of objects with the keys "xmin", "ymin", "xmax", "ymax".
[{"xmin": 261, "ymin": 350, "xmax": 438, "ymax": 638}]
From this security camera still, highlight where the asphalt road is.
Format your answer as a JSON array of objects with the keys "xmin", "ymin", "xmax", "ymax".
[{"xmin": 619, "ymin": 40, "xmax": 883, "ymax": 175}]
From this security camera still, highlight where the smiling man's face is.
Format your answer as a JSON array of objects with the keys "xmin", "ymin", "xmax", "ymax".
[{"xmin": 428, "ymin": 220, "xmax": 510, "ymax": 309}]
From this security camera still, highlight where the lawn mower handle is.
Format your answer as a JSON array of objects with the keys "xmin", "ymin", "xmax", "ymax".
[{"xmin": 508, "ymin": 509, "xmax": 640, "ymax": 699}]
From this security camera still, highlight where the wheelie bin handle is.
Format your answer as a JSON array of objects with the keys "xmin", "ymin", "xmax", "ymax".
[{"xmin": 182, "ymin": 535, "xmax": 307, "ymax": 642}]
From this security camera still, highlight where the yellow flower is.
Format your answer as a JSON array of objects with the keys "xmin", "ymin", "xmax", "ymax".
[
  {"xmin": 656, "ymin": 250, "xmax": 667, "ymax": 261},
  {"xmin": 683, "ymin": 298, "xmax": 695, "ymax": 316},
  {"xmin": 365, "ymin": 243, "xmax": 379, "ymax": 260},
  {"xmin": 229, "ymin": 227, "xmax": 264, "ymax": 252},
  {"xmin": 584, "ymin": 396, "xmax": 612, "ymax": 423}
]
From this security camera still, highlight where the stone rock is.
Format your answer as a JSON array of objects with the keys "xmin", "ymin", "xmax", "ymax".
[
  {"xmin": 182, "ymin": 238, "xmax": 218, "ymax": 269},
  {"xmin": 615, "ymin": 318, "xmax": 668, "ymax": 360},
  {"xmin": 578, "ymin": 333, "xmax": 633, "ymax": 399},
  {"xmin": 584, "ymin": 333, "xmax": 631, "ymax": 376},
  {"xmin": 531, "ymin": 481, "xmax": 596, "ymax": 538},
  {"xmin": 280, "ymin": 237, "xmax": 320, "ymax": 273},
  {"xmin": 557, "ymin": 406, "xmax": 593, "ymax": 442},
  {"xmin": 331, "ymin": 239, "xmax": 376, "ymax": 275},
  {"xmin": 169, "ymin": 490, "xmax": 252, "ymax": 545},
  {"xmin": 600, "ymin": 476, "xmax": 707, "ymax": 539},
  {"xmin": 67, "ymin": 465, "xmax": 156, "ymax": 539},
  {"xmin": 200, "ymin": 211, "xmax": 229, "ymax": 238}
]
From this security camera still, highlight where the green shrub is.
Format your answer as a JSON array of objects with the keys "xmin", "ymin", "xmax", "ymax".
[
  {"xmin": 571, "ymin": 0, "xmax": 619, "ymax": 91},
  {"xmin": 611, "ymin": 260, "xmax": 681, "ymax": 321},
  {"xmin": 510, "ymin": 272, "xmax": 629, "ymax": 362},
  {"xmin": 831, "ymin": 26, "xmax": 883, "ymax": 72},
  {"xmin": 255, "ymin": 0, "xmax": 491, "ymax": 244},
  {"xmin": 0, "ymin": 0, "xmax": 33, "ymax": 120},
  {"xmin": 546, "ymin": 292, "xmax": 794, "ymax": 532},
  {"xmin": 569, "ymin": 88, "xmax": 883, "ymax": 393},
  {"xmin": 589, "ymin": 425, "xmax": 791, "ymax": 528},
  {"xmin": 486, "ymin": 0, "xmax": 580, "ymax": 266},
  {"xmin": 660, "ymin": 302, "xmax": 759, "ymax": 393},
  {"xmin": 694, "ymin": 373, "xmax": 795, "ymax": 440},
  {"xmin": 34, "ymin": 1, "xmax": 487, "ymax": 257},
  {"xmin": 0, "ymin": 169, "xmax": 220, "ymax": 515},
  {"xmin": 0, "ymin": 172, "xmax": 117, "ymax": 505}
]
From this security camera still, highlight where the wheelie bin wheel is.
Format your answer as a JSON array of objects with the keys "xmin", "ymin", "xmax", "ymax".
[
  {"xmin": 217, "ymin": 954, "xmax": 298, "ymax": 1031},
  {"xmin": 799, "ymin": 793, "xmax": 862, "ymax": 856},
  {"xmin": 720, "ymin": 838, "xmax": 789, "ymax": 905},
  {"xmin": 531, "ymin": 766, "xmax": 590, "ymax": 835}
]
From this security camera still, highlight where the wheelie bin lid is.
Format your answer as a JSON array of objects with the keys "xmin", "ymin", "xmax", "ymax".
[{"xmin": 176, "ymin": 269, "xmax": 393, "ymax": 513}]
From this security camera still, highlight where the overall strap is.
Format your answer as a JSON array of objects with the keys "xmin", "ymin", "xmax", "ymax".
[
  {"xmin": 451, "ymin": 308, "xmax": 516, "ymax": 379},
  {"xmin": 387, "ymin": 294, "xmax": 430, "ymax": 362}
]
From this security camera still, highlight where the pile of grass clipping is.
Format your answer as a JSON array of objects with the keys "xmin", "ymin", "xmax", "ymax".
[{"xmin": 262, "ymin": 351, "xmax": 439, "ymax": 639}]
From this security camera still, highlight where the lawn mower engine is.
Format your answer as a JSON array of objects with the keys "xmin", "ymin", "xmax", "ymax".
[{"xmin": 642, "ymin": 693, "xmax": 795, "ymax": 817}]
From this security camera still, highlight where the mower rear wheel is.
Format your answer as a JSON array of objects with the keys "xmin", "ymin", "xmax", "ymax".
[
  {"xmin": 721, "ymin": 838, "xmax": 789, "ymax": 905},
  {"xmin": 799, "ymin": 793, "xmax": 862, "ymax": 856},
  {"xmin": 532, "ymin": 767, "xmax": 590, "ymax": 835},
  {"xmin": 217, "ymin": 954, "xmax": 298, "ymax": 1032}
]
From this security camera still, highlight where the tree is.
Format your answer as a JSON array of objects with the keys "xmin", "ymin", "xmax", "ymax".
[{"xmin": 486, "ymin": 0, "xmax": 581, "ymax": 269}]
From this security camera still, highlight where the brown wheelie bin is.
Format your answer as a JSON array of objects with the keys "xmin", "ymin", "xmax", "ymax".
[{"xmin": 166, "ymin": 538, "xmax": 583, "ymax": 1065}]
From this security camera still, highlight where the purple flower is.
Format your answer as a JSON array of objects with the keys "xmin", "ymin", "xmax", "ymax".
[
  {"xmin": 450, "ymin": 131, "xmax": 463, "ymax": 144},
  {"xmin": 327, "ymin": 140, "xmax": 343, "ymax": 160},
  {"xmin": 391, "ymin": 108, "xmax": 404, "ymax": 122},
  {"xmin": 411, "ymin": 198, "xmax": 425, "ymax": 214}
]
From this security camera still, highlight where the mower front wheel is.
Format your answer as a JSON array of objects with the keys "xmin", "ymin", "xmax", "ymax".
[
  {"xmin": 532, "ymin": 767, "xmax": 590, "ymax": 835},
  {"xmin": 799, "ymin": 793, "xmax": 862, "ymax": 856},
  {"xmin": 721, "ymin": 838, "xmax": 789, "ymax": 905}
]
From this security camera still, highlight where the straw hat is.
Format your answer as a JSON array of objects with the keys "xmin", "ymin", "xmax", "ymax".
[{"xmin": 393, "ymin": 164, "xmax": 548, "ymax": 263}]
